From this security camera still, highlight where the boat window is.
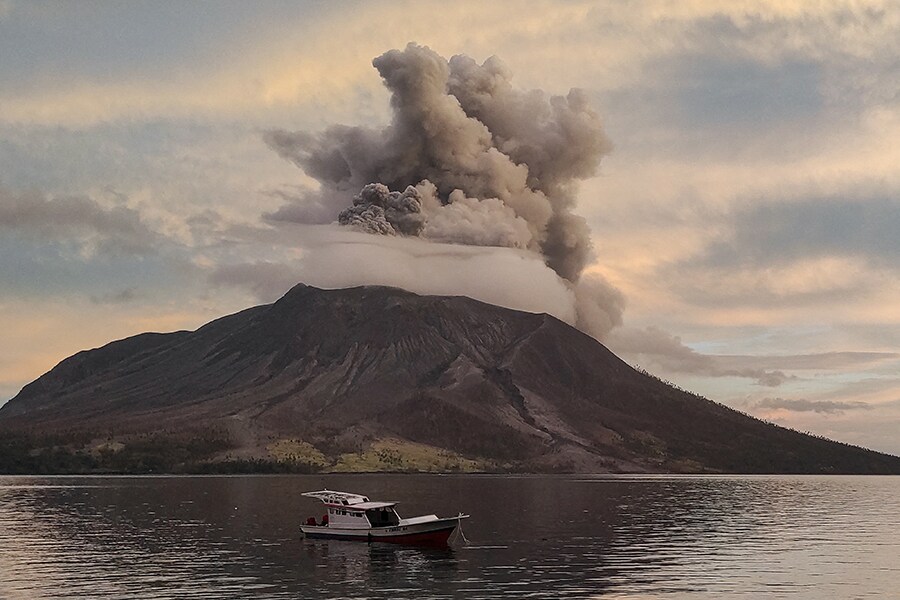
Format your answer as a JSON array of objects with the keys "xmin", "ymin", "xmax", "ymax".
[{"xmin": 365, "ymin": 507, "xmax": 400, "ymax": 527}]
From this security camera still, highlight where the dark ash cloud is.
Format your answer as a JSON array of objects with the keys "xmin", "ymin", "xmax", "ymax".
[
  {"xmin": 264, "ymin": 42, "xmax": 612, "ymax": 283},
  {"xmin": 338, "ymin": 183, "xmax": 425, "ymax": 236},
  {"xmin": 262, "ymin": 43, "xmax": 623, "ymax": 340}
]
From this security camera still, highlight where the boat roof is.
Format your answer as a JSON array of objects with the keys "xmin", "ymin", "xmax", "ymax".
[
  {"xmin": 348, "ymin": 501, "xmax": 396, "ymax": 510},
  {"xmin": 301, "ymin": 490, "xmax": 398, "ymax": 510},
  {"xmin": 302, "ymin": 490, "xmax": 369, "ymax": 505}
]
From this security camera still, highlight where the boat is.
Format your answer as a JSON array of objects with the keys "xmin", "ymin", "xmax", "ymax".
[{"xmin": 300, "ymin": 489, "xmax": 468, "ymax": 545}]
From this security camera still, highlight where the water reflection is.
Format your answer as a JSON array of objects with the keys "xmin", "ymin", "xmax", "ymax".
[
  {"xmin": 0, "ymin": 474, "xmax": 898, "ymax": 598},
  {"xmin": 302, "ymin": 540, "xmax": 459, "ymax": 591}
]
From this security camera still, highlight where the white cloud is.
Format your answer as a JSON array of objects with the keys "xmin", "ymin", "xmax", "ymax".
[{"xmin": 207, "ymin": 225, "xmax": 580, "ymax": 324}]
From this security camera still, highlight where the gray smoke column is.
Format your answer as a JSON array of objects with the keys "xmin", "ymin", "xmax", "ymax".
[
  {"xmin": 265, "ymin": 42, "xmax": 612, "ymax": 282},
  {"xmin": 265, "ymin": 43, "xmax": 623, "ymax": 339}
]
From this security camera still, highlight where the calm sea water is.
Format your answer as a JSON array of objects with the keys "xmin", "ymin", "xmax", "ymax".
[{"xmin": 0, "ymin": 474, "xmax": 897, "ymax": 599}]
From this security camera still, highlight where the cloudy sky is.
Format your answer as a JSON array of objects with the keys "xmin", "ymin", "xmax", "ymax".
[{"xmin": 2, "ymin": 0, "xmax": 898, "ymax": 455}]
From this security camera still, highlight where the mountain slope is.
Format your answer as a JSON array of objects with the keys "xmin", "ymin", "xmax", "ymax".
[{"xmin": 2, "ymin": 284, "xmax": 898, "ymax": 474}]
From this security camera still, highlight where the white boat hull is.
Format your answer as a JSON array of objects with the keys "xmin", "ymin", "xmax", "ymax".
[{"xmin": 301, "ymin": 515, "xmax": 465, "ymax": 545}]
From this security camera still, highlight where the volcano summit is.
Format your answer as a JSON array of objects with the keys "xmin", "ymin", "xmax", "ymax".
[{"xmin": 2, "ymin": 284, "xmax": 898, "ymax": 474}]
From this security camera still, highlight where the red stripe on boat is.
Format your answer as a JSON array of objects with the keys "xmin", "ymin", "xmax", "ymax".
[
  {"xmin": 375, "ymin": 527, "xmax": 455, "ymax": 545},
  {"xmin": 304, "ymin": 524, "xmax": 457, "ymax": 546}
]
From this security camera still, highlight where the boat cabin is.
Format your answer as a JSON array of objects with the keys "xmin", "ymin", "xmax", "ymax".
[{"xmin": 303, "ymin": 490, "xmax": 401, "ymax": 529}]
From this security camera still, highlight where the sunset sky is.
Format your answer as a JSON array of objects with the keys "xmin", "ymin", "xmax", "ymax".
[{"xmin": 2, "ymin": 1, "xmax": 898, "ymax": 454}]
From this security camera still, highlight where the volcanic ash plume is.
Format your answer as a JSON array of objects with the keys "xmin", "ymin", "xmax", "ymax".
[
  {"xmin": 338, "ymin": 183, "xmax": 425, "ymax": 236},
  {"xmin": 265, "ymin": 43, "xmax": 623, "ymax": 339}
]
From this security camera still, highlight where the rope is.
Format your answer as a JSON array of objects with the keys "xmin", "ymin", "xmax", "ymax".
[{"xmin": 451, "ymin": 514, "xmax": 470, "ymax": 546}]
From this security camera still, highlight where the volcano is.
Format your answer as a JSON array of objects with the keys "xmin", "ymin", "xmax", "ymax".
[{"xmin": 2, "ymin": 284, "xmax": 898, "ymax": 474}]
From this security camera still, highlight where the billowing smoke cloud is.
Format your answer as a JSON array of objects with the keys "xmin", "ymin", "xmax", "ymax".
[
  {"xmin": 338, "ymin": 183, "xmax": 425, "ymax": 236},
  {"xmin": 265, "ymin": 43, "xmax": 621, "ymax": 338}
]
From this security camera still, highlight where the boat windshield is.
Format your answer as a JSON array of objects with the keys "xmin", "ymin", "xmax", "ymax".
[{"xmin": 365, "ymin": 507, "xmax": 400, "ymax": 527}]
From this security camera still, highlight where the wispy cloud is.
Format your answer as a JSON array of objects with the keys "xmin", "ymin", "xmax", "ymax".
[
  {"xmin": 695, "ymin": 196, "xmax": 900, "ymax": 270},
  {"xmin": 607, "ymin": 326, "xmax": 793, "ymax": 386},
  {"xmin": 715, "ymin": 352, "xmax": 899, "ymax": 371},
  {"xmin": 208, "ymin": 261, "xmax": 301, "ymax": 303},
  {"xmin": 0, "ymin": 187, "xmax": 160, "ymax": 257},
  {"xmin": 755, "ymin": 397, "xmax": 874, "ymax": 414},
  {"xmin": 608, "ymin": 326, "xmax": 898, "ymax": 387},
  {"xmin": 204, "ymin": 225, "xmax": 582, "ymax": 325},
  {"xmin": 89, "ymin": 288, "xmax": 139, "ymax": 305},
  {"xmin": 646, "ymin": 192, "xmax": 900, "ymax": 318}
]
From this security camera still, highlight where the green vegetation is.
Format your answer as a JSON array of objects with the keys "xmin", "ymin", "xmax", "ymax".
[
  {"xmin": 0, "ymin": 431, "xmax": 97, "ymax": 474},
  {"xmin": 0, "ymin": 432, "xmax": 491, "ymax": 475},
  {"xmin": 4, "ymin": 420, "xmax": 894, "ymax": 475},
  {"xmin": 0, "ymin": 430, "xmax": 233, "ymax": 474},
  {"xmin": 267, "ymin": 438, "xmax": 329, "ymax": 468},
  {"xmin": 333, "ymin": 438, "xmax": 489, "ymax": 473}
]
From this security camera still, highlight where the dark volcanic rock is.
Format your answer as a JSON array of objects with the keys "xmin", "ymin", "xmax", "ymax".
[{"xmin": 2, "ymin": 284, "xmax": 899, "ymax": 473}]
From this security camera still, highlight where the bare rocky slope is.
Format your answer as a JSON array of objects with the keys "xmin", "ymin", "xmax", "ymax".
[{"xmin": 2, "ymin": 284, "xmax": 898, "ymax": 474}]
